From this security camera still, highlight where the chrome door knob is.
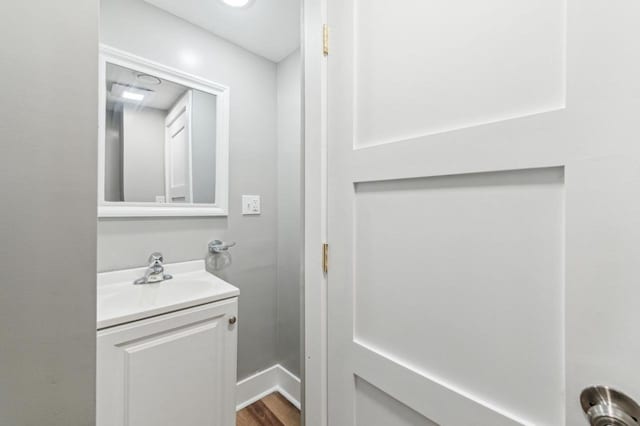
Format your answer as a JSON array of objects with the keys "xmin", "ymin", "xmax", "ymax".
[
  {"xmin": 228, "ymin": 316, "xmax": 237, "ymax": 325},
  {"xmin": 581, "ymin": 386, "xmax": 640, "ymax": 426}
]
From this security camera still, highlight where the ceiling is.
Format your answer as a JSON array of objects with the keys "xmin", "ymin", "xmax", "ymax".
[
  {"xmin": 106, "ymin": 62, "xmax": 189, "ymax": 110},
  {"xmin": 143, "ymin": 0, "xmax": 301, "ymax": 62}
]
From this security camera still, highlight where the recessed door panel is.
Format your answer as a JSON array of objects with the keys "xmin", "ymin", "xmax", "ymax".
[{"xmin": 354, "ymin": 168, "xmax": 564, "ymax": 425}]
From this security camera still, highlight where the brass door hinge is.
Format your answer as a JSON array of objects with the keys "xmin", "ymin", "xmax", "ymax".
[
  {"xmin": 323, "ymin": 24, "xmax": 329, "ymax": 56},
  {"xmin": 322, "ymin": 243, "xmax": 329, "ymax": 273}
]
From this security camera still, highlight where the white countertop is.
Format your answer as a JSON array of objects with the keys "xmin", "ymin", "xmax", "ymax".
[{"xmin": 97, "ymin": 260, "xmax": 239, "ymax": 329}]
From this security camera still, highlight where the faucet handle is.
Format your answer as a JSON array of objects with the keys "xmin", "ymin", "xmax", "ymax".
[{"xmin": 148, "ymin": 252, "xmax": 164, "ymax": 264}]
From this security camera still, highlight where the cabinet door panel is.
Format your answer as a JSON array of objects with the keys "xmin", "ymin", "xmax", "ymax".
[{"xmin": 97, "ymin": 299, "xmax": 237, "ymax": 426}]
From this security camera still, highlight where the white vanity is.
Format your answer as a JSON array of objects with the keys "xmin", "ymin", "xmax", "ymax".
[
  {"xmin": 96, "ymin": 45, "xmax": 240, "ymax": 426},
  {"xmin": 96, "ymin": 260, "xmax": 239, "ymax": 426}
]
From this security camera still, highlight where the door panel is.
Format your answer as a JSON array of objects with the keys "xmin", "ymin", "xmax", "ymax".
[
  {"xmin": 327, "ymin": 0, "xmax": 640, "ymax": 425},
  {"xmin": 353, "ymin": 0, "xmax": 566, "ymax": 148},
  {"xmin": 165, "ymin": 91, "xmax": 193, "ymax": 203},
  {"xmin": 354, "ymin": 168, "xmax": 564, "ymax": 425}
]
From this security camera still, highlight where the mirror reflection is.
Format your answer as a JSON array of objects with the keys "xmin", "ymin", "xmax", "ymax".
[{"xmin": 104, "ymin": 63, "xmax": 217, "ymax": 204}]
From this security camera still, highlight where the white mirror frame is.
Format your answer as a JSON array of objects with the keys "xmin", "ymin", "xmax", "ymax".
[{"xmin": 98, "ymin": 45, "xmax": 230, "ymax": 217}]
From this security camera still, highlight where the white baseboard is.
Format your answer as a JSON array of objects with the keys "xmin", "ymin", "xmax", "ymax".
[{"xmin": 236, "ymin": 364, "xmax": 301, "ymax": 411}]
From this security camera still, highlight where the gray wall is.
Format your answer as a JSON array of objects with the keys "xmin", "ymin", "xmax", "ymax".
[
  {"xmin": 192, "ymin": 90, "xmax": 217, "ymax": 204},
  {"xmin": 100, "ymin": 0, "xmax": 279, "ymax": 380},
  {"xmin": 122, "ymin": 105, "xmax": 166, "ymax": 202},
  {"xmin": 0, "ymin": 1, "xmax": 98, "ymax": 425},
  {"xmin": 276, "ymin": 50, "xmax": 302, "ymax": 377},
  {"xmin": 105, "ymin": 104, "xmax": 124, "ymax": 201}
]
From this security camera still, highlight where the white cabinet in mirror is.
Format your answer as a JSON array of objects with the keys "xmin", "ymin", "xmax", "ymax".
[{"xmin": 98, "ymin": 45, "xmax": 229, "ymax": 217}]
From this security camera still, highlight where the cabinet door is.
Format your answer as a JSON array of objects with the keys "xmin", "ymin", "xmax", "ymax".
[{"xmin": 97, "ymin": 298, "xmax": 238, "ymax": 426}]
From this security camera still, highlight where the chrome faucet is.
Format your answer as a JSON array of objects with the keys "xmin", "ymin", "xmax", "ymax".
[{"xmin": 134, "ymin": 252, "xmax": 173, "ymax": 285}]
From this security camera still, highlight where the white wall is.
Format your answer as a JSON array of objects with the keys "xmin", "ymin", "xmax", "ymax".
[
  {"xmin": 100, "ymin": 0, "xmax": 280, "ymax": 380},
  {"xmin": 122, "ymin": 105, "xmax": 166, "ymax": 202},
  {"xmin": 276, "ymin": 50, "xmax": 302, "ymax": 377},
  {"xmin": 0, "ymin": 1, "xmax": 98, "ymax": 424}
]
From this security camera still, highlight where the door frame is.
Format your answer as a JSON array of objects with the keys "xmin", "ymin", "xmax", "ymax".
[{"xmin": 302, "ymin": 0, "xmax": 329, "ymax": 425}]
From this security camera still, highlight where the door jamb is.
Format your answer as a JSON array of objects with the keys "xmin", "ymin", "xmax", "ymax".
[{"xmin": 303, "ymin": 0, "xmax": 328, "ymax": 424}]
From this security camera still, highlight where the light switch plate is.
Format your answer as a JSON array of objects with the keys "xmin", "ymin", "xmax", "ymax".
[{"xmin": 242, "ymin": 195, "xmax": 261, "ymax": 215}]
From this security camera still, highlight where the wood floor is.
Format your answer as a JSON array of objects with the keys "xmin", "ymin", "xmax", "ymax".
[{"xmin": 236, "ymin": 392, "xmax": 301, "ymax": 426}]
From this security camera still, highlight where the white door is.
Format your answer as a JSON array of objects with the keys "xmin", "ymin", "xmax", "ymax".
[
  {"xmin": 96, "ymin": 300, "xmax": 238, "ymax": 426},
  {"xmin": 327, "ymin": 1, "xmax": 640, "ymax": 425},
  {"xmin": 165, "ymin": 91, "xmax": 193, "ymax": 203}
]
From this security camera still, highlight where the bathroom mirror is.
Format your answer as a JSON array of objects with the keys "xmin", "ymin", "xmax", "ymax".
[{"xmin": 98, "ymin": 46, "xmax": 229, "ymax": 217}]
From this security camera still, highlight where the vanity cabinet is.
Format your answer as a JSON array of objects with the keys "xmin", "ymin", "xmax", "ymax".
[{"xmin": 97, "ymin": 298, "xmax": 238, "ymax": 426}]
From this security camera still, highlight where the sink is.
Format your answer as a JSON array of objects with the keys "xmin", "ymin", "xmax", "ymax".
[{"xmin": 97, "ymin": 260, "xmax": 239, "ymax": 329}]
